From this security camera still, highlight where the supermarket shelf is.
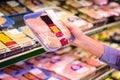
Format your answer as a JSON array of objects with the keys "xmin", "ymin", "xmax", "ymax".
[
  {"xmin": 95, "ymin": 68, "xmax": 115, "ymax": 80},
  {"xmin": 0, "ymin": 47, "xmax": 46, "ymax": 69},
  {"xmin": 81, "ymin": 64, "xmax": 111, "ymax": 80},
  {"xmin": 84, "ymin": 21, "xmax": 120, "ymax": 36},
  {"xmin": 0, "ymin": 21, "xmax": 120, "ymax": 69}
]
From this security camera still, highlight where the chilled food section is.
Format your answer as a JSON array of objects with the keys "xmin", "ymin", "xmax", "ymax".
[{"xmin": 0, "ymin": 0, "xmax": 120, "ymax": 80}]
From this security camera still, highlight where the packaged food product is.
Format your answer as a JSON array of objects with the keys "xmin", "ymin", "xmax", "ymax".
[
  {"xmin": 40, "ymin": 55, "xmax": 72, "ymax": 72},
  {"xmin": 59, "ymin": 14, "xmax": 93, "ymax": 31},
  {"xmin": 57, "ymin": 61, "xmax": 96, "ymax": 80},
  {"xmin": 108, "ymin": 2, "xmax": 120, "ymax": 17},
  {"xmin": 0, "ymin": 16, "xmax": 14, "ymax": 28},
  {"xmin": 0, "ymin": 32, "xmax": 19, "ymax": 50},
  {"xmin": 15, "ymin": 75, "xmax": 28, "ymax": 80},
  {"xmin": 0, "ymin": 8, "xmax": 10, "ymax": 15},
  {"xmin": 6, "ymin": 0, "xmax": 27, "ymax": 13},
  {"xmin": 15, "ymin": 61, "xmax": 33, "ymax": 70},
  {"xmin": 24, "ymin": 9, "xmax": 74, "ymax": 51},
  {"xmin": 0, "ymin": 16, "xmax": 6, "ymax": 26},
  {"xmin": 75, "ymin": 0, "xmax": 93, "ymax": 7},
  {"xmin": 3, "ymin": 29, "xmax": 34, "ymax": 47},
  {"xmin": 28, "ymin": 52, "xmax": 54, "ymax": 67},
  {"xmin": 0, "ymin": 41, "xmax": 10, "ymax": 53},
  {"xmin": 19, "ymin": 26, "xmax": 37, "ymax": 39},
  {"xmin": 81, "ymin": 57, "xmax": 104, "ymax": 67},
  {"xmin": 19, "ymin": 0, "xmax": 50, "ymax": 12},
  {"xmin": 23, "ymin": 72, "xmax": 40, "ymax": 80},
  {"xmin": 0, "ymin": 3, "xmax": 17, "ymax": 14},
  {"xmin": 0, "ymin": 72, "xmax": 18, "ymax": 80},
  {"xmin": 29, "ymin": 68, "xmax": 50, "ymax": 79},
  {"xmin": 2, "ymin": 67, "xmax": 19, "ymax": 77},
  {"xmin": 94, "ymin": 0, "xmax": 108, "ymax": 6},
  {"xmin": 49, "ymin": 71, "xmax": 70, "ymax": 80}
]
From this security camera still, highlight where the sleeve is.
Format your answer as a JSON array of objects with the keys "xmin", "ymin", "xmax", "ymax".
[{"xmin": 100, "ymin": 45, "xmax": 120, "ymax": 70}]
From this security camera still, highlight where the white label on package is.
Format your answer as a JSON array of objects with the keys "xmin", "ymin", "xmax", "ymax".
[
  {"xmin": 0, "ymin": 74, "xmax": 9, "ymax": 78},
  {"xmin": 30, "ymin": 68, "xmax": 42, "ymax": 75},
  {"xmin": 46, "ymin": 10, "xmax": 59, "ymax": 21},
  {"xmin": 7, "ymin": 1, "xmax": 19, "ymax": 7}
]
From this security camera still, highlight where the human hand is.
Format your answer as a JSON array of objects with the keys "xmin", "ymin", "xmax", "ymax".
[{"xmin": 65, "ymin": 24, "xmax": 84, "ymax": 46}]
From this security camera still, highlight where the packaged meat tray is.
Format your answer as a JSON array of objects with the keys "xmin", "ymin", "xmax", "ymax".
[
  {"xmin": 0, "ymin": 41, "xmax": 10, "ymax": 54},
  {"xmin": 24, "ymin": 9, "xmax": 74, "ymax": 52},
  {"xmin": 56, "ymin": 60, "xmax": 96, "ymax": 80},
  {"xmin": 3, "ymin": 28, "xmax": 35, "ymax": 47},
  {"xmin": 59, "ymin": 14, "xmax": 93, "ymax": 31},
  {"xmin": 0, "ymin": 0, "xmax": 31, "ymax": 16},
  {"xmin": 0, "ymin": 71, "xmax": 18, "ymax": 80},
  {"xmin": 19, "ymin": 0, "xmax": 50, "ymax": 12}
]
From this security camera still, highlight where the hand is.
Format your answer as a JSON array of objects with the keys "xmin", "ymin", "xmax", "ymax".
[{"xmin": 65, "ymin": 24, "xmax": 84, "ymax": 46}]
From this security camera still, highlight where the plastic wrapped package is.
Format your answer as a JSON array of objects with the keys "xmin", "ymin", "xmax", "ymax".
[
  {"xmin": 0, "ymin": 3, "xmax": 18, "ymax": 15},
  {"xmin": 3, "ymin": 29, "xmax": 35, "ymax": 47},
  {"xmin": 40, "ymin": 55, "xmax": 75, "ymax": 72},
  {"xmin": 108, "ymin": 2, "xmax": 120, "ymax": 14},
  {"xmin": 0, "ymin": 32, "xmax": 19, "ymax": 50},
  {"xmin": 6, "ymin": 0, "xmax": 28, "ymax": 14},
  {"xmin": 81, "ymin": 57, "xmax": 105, "ymax": 67},
  {"xmin": 59, "ymin": 14, "xmax": 93, "ymax": 31},
  {"xmin": 19, "ymin": 0, "xmax": 50, "ymax": 12},
  {"xmin": 0, "ymin": 41, "xmax": 10, "ymax": 53},
  {"xmin": 15, "ymin": 75, "xmax": 28, "ymax": 80},
  {"xmin": 24, "ymin": 9, "xmax": 74, "ymax": 52},
  {"xmin": 94, "ymin": 0, "xmax": 108, "ymax": 6},
  {"xmin": 0, "ymin": 16, "xmax": 6, "ymax": 26},
  {"xmin": 49, "ymin": 71, "xmax": 70, "ymax": 80},
  {"xmin": 0, "ymin": 16, "xmax": 14, "ymax": 28},
  {"xmin": 40, "ymin": 52, "xmax": 80, "ymax": 73},
  {"xmin": 66, "ymin": 0, "xmax": 82, "ymax": 8},
  {"xmin": 0, "ymin": 72, "xmax": 18, "ymax": 80},
  {"xmin": 27, "ymin": 52, "xmax": 54, "ymax": 67},
  {"xmin": 56, "ymin": 60, "xmax": 96, "ymax": 80},
  {"xmin": 29, "ymin": 68, "xmax": 51, "ymax": 80},
  {"xmin": 74, "ymin": 0, "xmax": 93, "ymax": 7},
  {"xmin": 19, "ymin": 26, "xmax": 37, "ymax": 39},
  {"xmin": 23, "ymin": 72, "xmax": 40, "ymax": 80},
  {"xmin": 78, "ymin": 7, "xmax": 108, "ymax": 27},
  {"xmin": 79, "ymin": 6, "xmax": 108, "ymax": 19}
]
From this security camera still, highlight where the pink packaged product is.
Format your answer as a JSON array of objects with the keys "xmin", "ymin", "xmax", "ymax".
[
  {"xmin": 39, "ymin": 56, "xmax": 69, "ymax": 72},
  {"xmin": 24, "ymin": 9, "xmax": 74, "ymax": 52},
  {"xmin": 108, "ymin": 2, "xmax": 120, "ymax": 15},
  {"xmin": 94, "ymin": 0, "xmax": 108, "ymax": 6},
  {"xmin": 0, "ymin": 72, "xmax": 18, "ymax": 80},
  {"xmin": 56, "ymin": 61, "xmax": 96, "ymax": 80}
]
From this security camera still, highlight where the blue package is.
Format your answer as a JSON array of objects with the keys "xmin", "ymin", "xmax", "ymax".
[{"xmin": 0, "ymin": 16, "xmax": 15, "ymax": 28}]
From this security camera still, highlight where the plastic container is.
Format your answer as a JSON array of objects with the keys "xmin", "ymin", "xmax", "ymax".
[{"xmin": 24, "ymin": 10, "xmax": 74, "ymax": 52}]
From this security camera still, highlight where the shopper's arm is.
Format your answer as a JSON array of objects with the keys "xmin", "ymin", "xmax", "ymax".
[
  {"xmin": 66, "ymin": 24, "xmax": 120, "ymax": 70},
  {"xmin": 66, "ymin": 24, "xmax": 104, "ymax": 58},
  {"xmin": 100, "ymin": 45, "xmax": 120, "ymax": 70}
]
